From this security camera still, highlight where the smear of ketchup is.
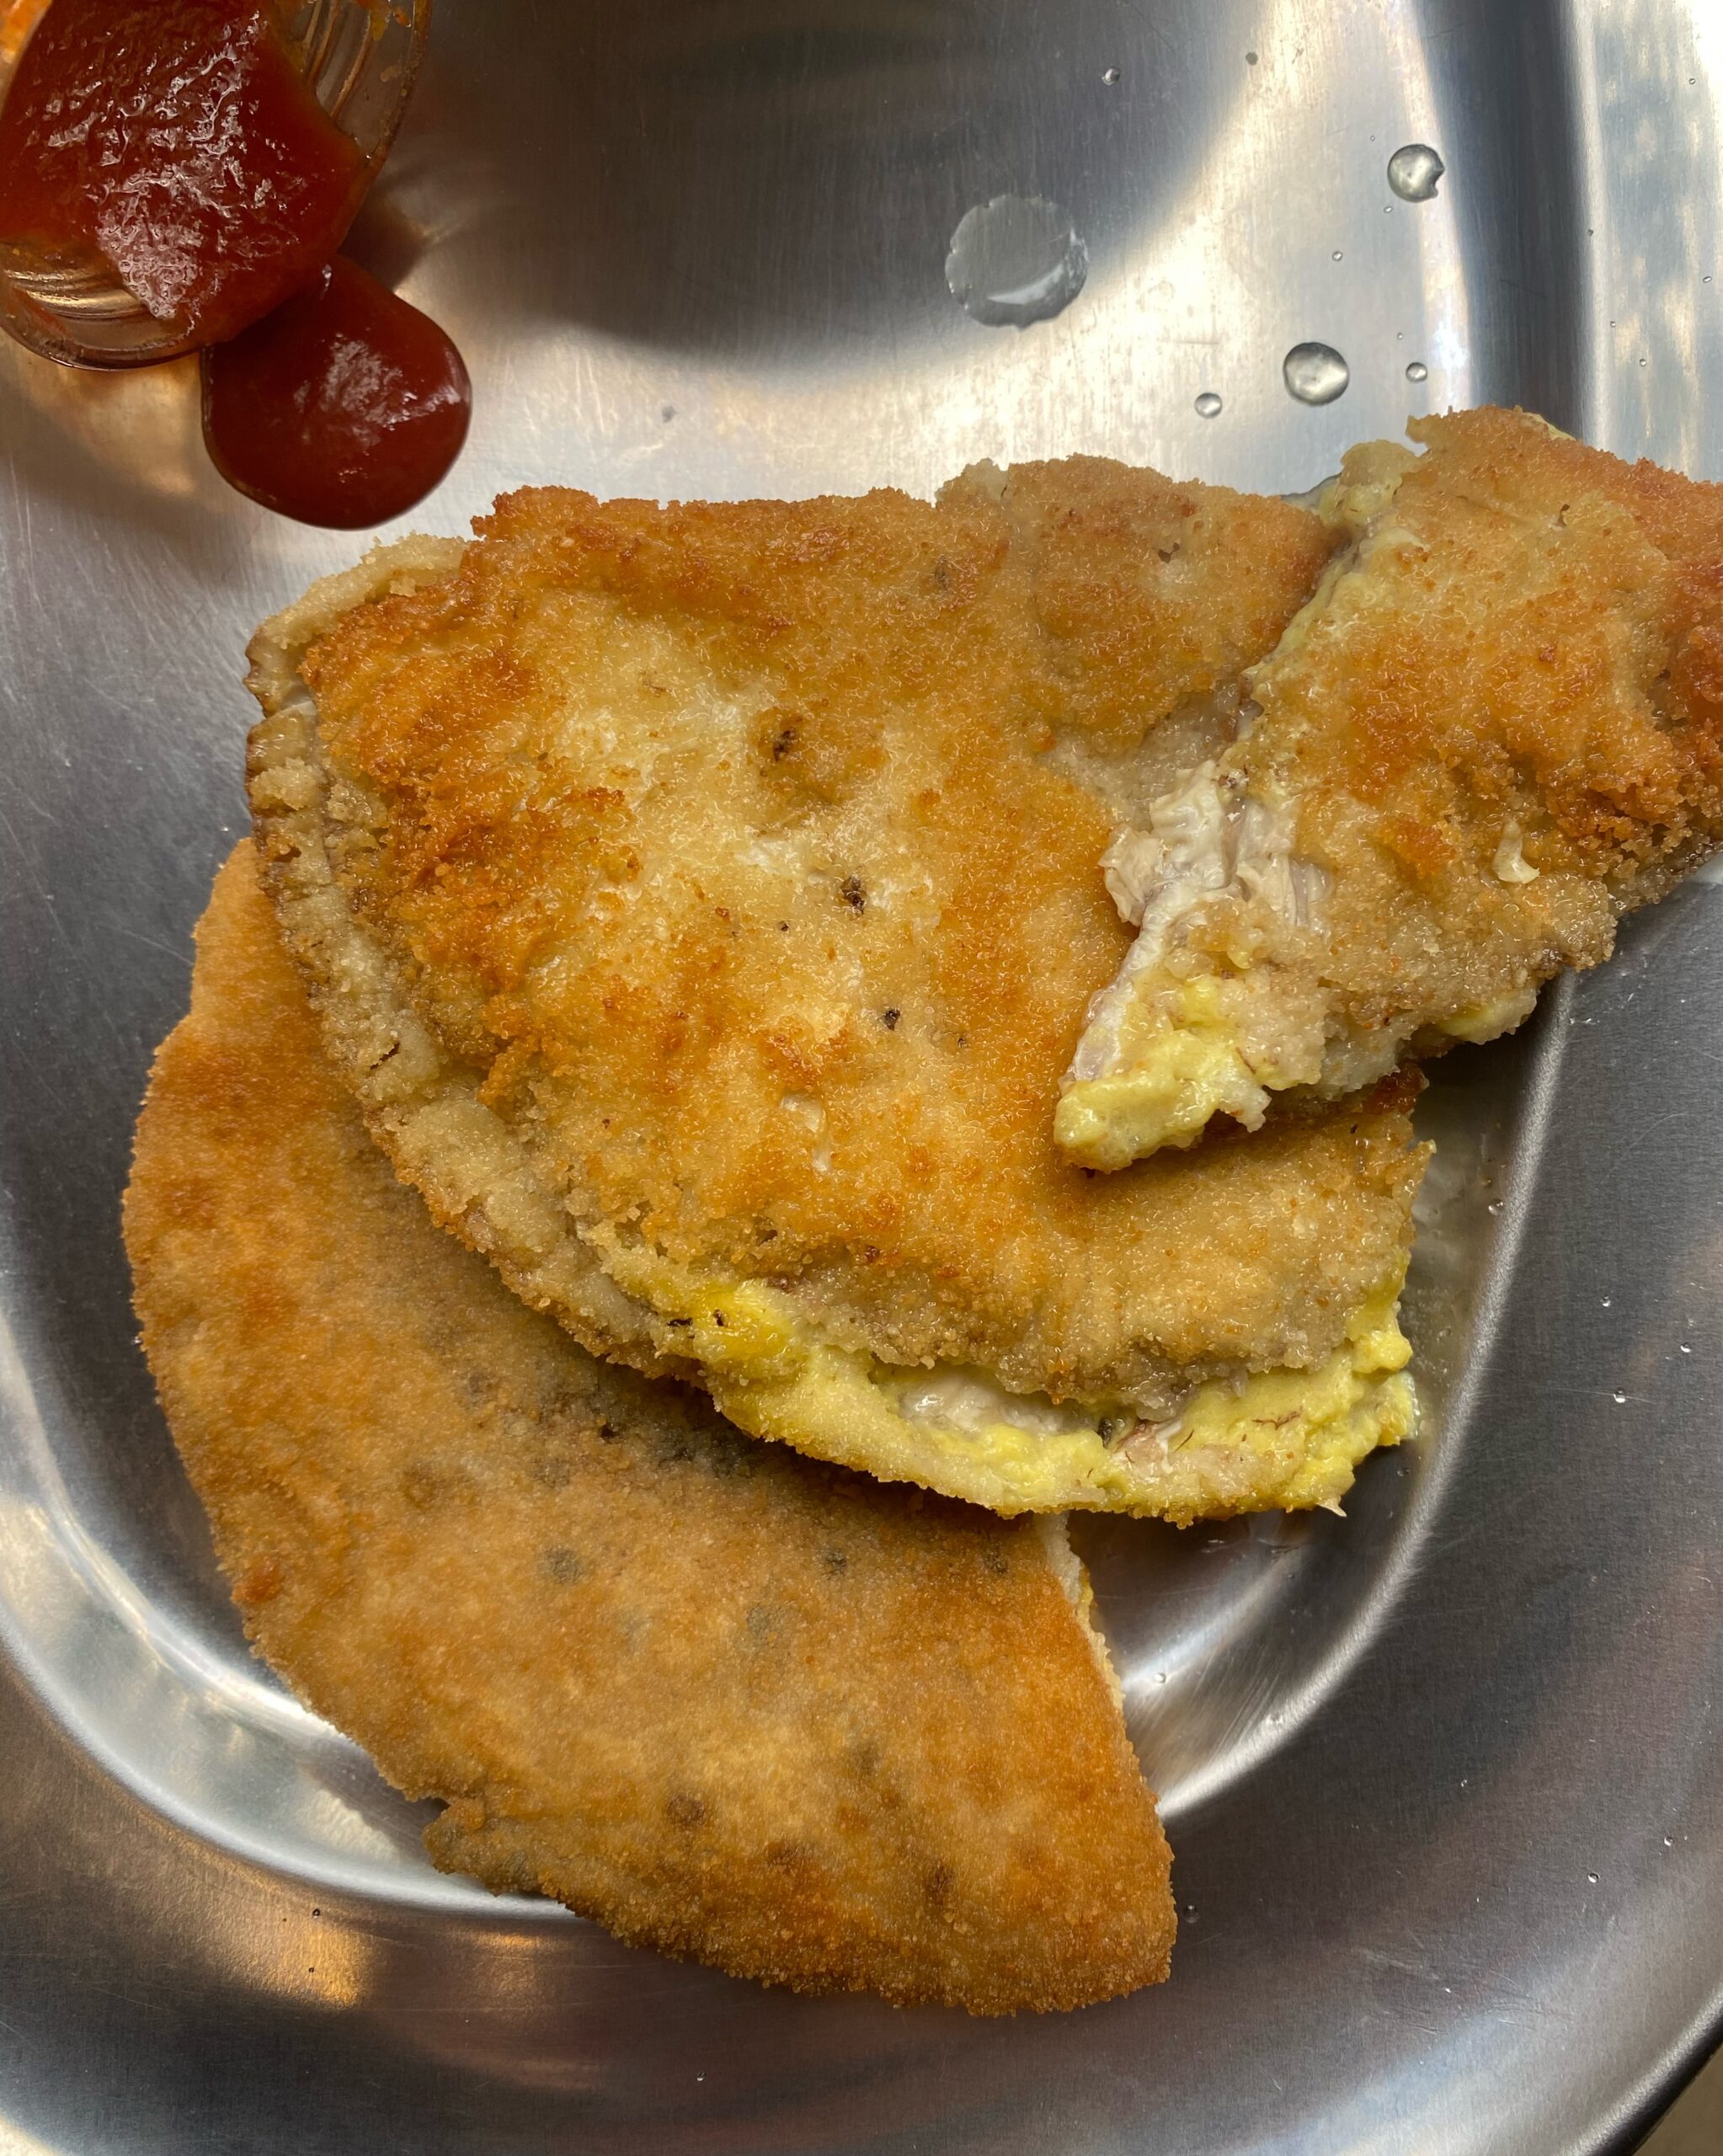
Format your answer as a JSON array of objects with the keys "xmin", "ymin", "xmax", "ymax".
[
  {"xmin": 200, "ymin": 256, "xmax": 471, "ymax": 527},
  {"xmin": 0, "ymin": 0, "xmax": 368, "ymax": 349}
]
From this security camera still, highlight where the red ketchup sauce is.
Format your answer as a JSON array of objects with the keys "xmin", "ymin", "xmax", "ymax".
[
  {"xmin": 0, "ymin": 0, "xmax": 470, "ymax": 526},
  {"xmin": 201, "ymin": 256, "xmax": 471, "ymax": 527},
  {"xmin": 0, "ymin": 0, "xmax": 366, "ymax": 347}
]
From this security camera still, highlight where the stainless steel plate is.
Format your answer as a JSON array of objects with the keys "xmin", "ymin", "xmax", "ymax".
[{"xmin": 2, "ymin": 3, "xmax": 1720, "ymax": 2149}]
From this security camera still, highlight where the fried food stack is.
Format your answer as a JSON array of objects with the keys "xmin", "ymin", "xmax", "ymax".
[{"xmin": 125, "ymin": 409, "xmax": 1723, "ymax": 2010}]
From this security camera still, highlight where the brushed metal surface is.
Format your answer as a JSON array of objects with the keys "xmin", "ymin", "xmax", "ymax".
[{"xmin": 2, "ymin": 3, "xmax": 1720, "ymax": 2150}]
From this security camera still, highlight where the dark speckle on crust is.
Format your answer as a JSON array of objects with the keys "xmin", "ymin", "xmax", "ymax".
[{"xmin": 402, "ymin": 1463, "xmax": 439, "ymax": 1509}]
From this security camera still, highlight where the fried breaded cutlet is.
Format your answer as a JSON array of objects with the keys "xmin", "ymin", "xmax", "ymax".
[
  {"xmin": 122, "ymin": 847, "xmax": 1175, "ymax": 2014},
  {"xmin": 246, "ymin": 462, "xmax": 1428, "ymax": 1524},
  {"xmin": 1058, "ymin": 407, "xmax": 1723, "ymax": 1167}
]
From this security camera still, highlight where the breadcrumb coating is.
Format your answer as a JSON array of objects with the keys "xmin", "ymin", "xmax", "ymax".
[
  {"xmin": 122, "ymin": 848, "xmax": 1176, "ymax": 2014},
  {"xmin": 1059, "ymin": 408, "xmax": 1723, "ymax": 1166},
  {"xmin": 245, "ymin": 467, "xmax": 1420, "ymax": 1460}
]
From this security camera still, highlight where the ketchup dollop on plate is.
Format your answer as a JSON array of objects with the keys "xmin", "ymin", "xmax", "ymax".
[{"xmin": 201, "ymin": 256, "xmax": 472, "ymax": 528}]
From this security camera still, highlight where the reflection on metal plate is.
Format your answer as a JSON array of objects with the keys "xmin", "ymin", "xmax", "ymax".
[{"xmin": 1, "ymin": 2, "xmax": 1720, "ymax": 2151}]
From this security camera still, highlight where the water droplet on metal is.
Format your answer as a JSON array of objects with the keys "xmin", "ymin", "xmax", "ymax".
[
  {"xmin": 1101, "ymin": 65, "xmax": 1120, "ymax": 85},
  {"xmin": 1406, "ymin": 360, "xmax": 1429, "ymax": 382},
  {"xmin": 1611, "ymin": 1390, "xmax": 1627, "ymax": 1405},
  {"xmin": 1387, "ymin": 142, "xmax": 1446, "ymax": 201},
  {"xmin": 1679, "ymin": 1343, "xmax": 1693, "ymax": 1354},
  {"xmin": 1587, "ymin": 1871, "xmax": 1599, "ymax": 1884},
  {"xmin": 1601, "ymin": 1296, "xmax": 1612, "ymax": 1308},
  {"xmin": 945, "ymin": 195, "xmax": 1088, "ymax": 328},
  {"xmin": 1283, "ymin": 341, "xmax": 1350, "ymax": 405},
  {"xmin": 1331, "ymin": 248, "xmax": 1344, "ymax": 261},
  {"xmin": 1194, "ymin": 390, "xmax": 1223, "ymax": 418}
]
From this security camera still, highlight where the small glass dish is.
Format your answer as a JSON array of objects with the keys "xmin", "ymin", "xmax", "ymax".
[{"xmin": 0, "ymin": 0, "xmax": 429, "ymax": 370}]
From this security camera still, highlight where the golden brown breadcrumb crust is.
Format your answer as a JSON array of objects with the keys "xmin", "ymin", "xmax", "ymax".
[
  {"xmin": 953, "ymin": 452, "xmax": 1343, "ymax": 765},
  {"xmin": 1219, "ymin": 408, "xmax": 1723, "ymax": 1066},
  {"xmin": 245, "ymin": 468, "xmax": 1416, "ymax": 1416},
  {"xmin": 1292, "ymin": 408, "xmax": 1723, "ymax": 1022},
  {"xmin": 121, "ymin": 847, "xmax": 1175, "ymax": 2014}
]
